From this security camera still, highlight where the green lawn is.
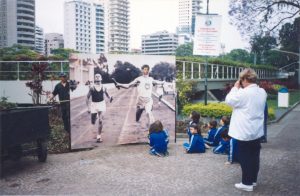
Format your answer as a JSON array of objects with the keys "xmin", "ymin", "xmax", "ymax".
[{"xmin": 267, "ymin": 90, "xmax": 300, "ymax": 110}]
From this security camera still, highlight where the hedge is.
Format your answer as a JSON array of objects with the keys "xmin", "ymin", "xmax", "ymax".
[
  {"xmin": 183, "ymin": 103, "xmax": 232, "ymax": 118},
  {"xmin": 176, "ymin": 56, "xmax": 277, "ymax": 70},
  {"xmin": 183, "ymin": 102, "xmax": 276, "ymax": 121}
]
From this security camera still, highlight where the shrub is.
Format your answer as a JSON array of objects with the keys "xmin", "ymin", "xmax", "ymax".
[
  {"xmin": 268, "ymin": 107, "xmax": 276, "ymax": 121},
  {"xmin": 182, "ymin": 102, "xmax": 275, "ymax": 121},
  {"xmin": 183, "ymin": 103, "xmax": 232, "ymax": 118}
]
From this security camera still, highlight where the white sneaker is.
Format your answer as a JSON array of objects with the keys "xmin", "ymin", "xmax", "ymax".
[{"xmin": 234, "ymin": 183, "xmax": 253, "ymax": 192}]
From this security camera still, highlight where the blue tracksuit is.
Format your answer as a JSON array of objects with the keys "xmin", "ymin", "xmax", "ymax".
[
  {"xmin": 149, "ymin": 130, "xmax": 168, "ymax": 155},
  {"xmin": 203, "ymin": 127, "xmax": 217, "ymax": 145},
  {"xmin": 183, "ymin": 134, "xmax": 205, "ymax": 153},
  {"xmin": 187, "ymin": 121, "xmax": 199, "ymax": 142},
  {"xmin": 228, "ymin": 138, "xmax": 238, "ymax": 163},
  {"xmin": 211, "ymin": 125, "xmax": 228, "ymax": 146},
  {"xmin": 213, "ymin": 139, "xmax": 230, "ymax": 154}
]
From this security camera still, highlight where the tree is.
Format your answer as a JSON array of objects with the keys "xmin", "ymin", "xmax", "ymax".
[
  {"xmin": 279, "ymin": 17, "xmax": 300, "ymax": 53},
  {"xmin": 0, "ymin": 44, "xmax": 40, "ymax": 61},
  {"xmin": 110, "ymin": 61, "xmax": 141, "ymax": 83},
  {"xmin": 150, "ymin": 62, "xmax": 175, "ymax": 82},
  {"xmin": 176, "ymin": 42, "xmax": 193, "ymax": 56},
  {"xmin": 250, "ymin": 34, "xmax": 278, "ymax": 64},
  {"xmin": 224, "ymin": 49, "xmax": 251, "ymax": 63},
  {"xmin": 50, "ymin": 48, "xmax": 79, "ymax": 60},
  {"xmin": 229, "ymin": 0, "xmax": 300, "ymax": 36}
]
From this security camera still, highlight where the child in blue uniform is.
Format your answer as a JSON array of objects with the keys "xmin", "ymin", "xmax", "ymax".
[
  {"xmin": 213, "ymin": 129, "xmax": 238, "ymax": 164},
  {"xmin": 213, "ymin": 128, "xmax": 230, "ymax": 154},
  {"xmin": 210, "ymin": 116, "xmax": 230, "ymax": 147},
  {"xmin": 183, "ymin": 123, "xmax": 205, "ymax": 153},
  {"xmin": 187, "ymin": 111, "xmax": 200, "ymax": 142},
  {"xmin": 149, "ymin": 120, "xmax": 169, "ymax": 157},
  {"xmin": 203, "ymin": 120, "xmax": 218, "ymax": 145}
]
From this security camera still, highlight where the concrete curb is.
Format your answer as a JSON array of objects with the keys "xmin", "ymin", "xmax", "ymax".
[{"xmin": 268, "ymin": 100, "xmax": 300, "ymax": 124}]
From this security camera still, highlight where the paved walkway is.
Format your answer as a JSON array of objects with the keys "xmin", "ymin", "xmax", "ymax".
[{"xmin": 1, "ymin": 104, "xmax": 300, "ymax": 195}]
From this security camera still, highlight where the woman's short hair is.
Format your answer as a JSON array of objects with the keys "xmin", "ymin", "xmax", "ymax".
[{"xmin": 239, "ymin": 68, "xmax": 257, "ymax": 83}]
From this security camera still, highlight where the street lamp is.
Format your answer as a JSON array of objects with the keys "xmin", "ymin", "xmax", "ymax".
[{"xmin": 271, "ymin": 48, "xmax": 300, "ymax": 86}]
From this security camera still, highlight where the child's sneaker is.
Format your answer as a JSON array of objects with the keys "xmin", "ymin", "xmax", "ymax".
[{"xmin": 225, "ymin": 161, "xmax": 231, "ymax": 165}]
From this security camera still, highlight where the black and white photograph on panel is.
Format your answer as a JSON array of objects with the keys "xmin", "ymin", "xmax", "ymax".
[{"xmin": 69, "ymin": 53, "xmax": 176, "ymax": 149}]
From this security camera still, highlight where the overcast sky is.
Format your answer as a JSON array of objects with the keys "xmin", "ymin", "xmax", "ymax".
[{"xmin": 36, "ymin": 0, "xmax": 249, "ymax": 53}]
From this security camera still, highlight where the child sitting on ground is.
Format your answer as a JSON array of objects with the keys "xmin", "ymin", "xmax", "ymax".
[
  {"xmin": 183, "ymin": 123, "xmax": 205, "ymax": 153},
  {"xmin": 213, "ymin": 128, "xmax": 230, "ymax": 155},
  {"xmin": 149, "ymin": 120, "xmax": 169, "ymax": 157},
  {"xmin": 203, "ymin": 120, "xmax": 218, "ymax": 146},
  {"xmin": 187, "ymin": 111, "xmax": 201, "ymax": 142},
  {"xmin": 208, "ymin": 116, "xmax": 230, "ymax": 147},
  {"xmin": 213, "ymin": 129, "xmax": 238, "ymax": 165}
]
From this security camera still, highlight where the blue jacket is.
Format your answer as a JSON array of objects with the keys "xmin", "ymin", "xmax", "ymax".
[
  {"xmin": 149, "ymin": 130, "xmax": 168, "ymax": 153},
  {"xmin": 213, "ymin": 139, "xmax": 230, "ymax": 154},
  {"xmin": 187, "ymin": 121, "xmax": 199, "ymax": 142},
  {"xmin": 184, "ymin": 134, "xmax": 205, "ymax": 153},
  {"xmin": 212, "ymin": 125, "xmax": 228, "ymax": 146},
  {"xmin": 204, "ymin": 127, "xmax": 217, "ymax": 143}
]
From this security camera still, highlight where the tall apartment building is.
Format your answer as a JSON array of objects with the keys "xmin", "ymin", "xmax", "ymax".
[
  {"xmin": 64, "ymin": 0, "xmax": 105, "ymax": 54},
  {"xmin": 108, "ymin": 0, "xmax": 130, "ymax": 53},
  {"xmin": 35, "ymin": 25, "xmax": 44, "ymax": 54},
  {"xmin": 142, "ymin": 31, "xmax": 178, "ymax": 55},
  {"xmin": 45, "ymin": 33, "xmax": 64, "ymax": 56},
  {"xmin": 177, "ymin": 0, "xmax": 203, "ymax": 36},
  {"xmin": 0, "ymin": 0, "xmax": 36, "ymax": 49}
]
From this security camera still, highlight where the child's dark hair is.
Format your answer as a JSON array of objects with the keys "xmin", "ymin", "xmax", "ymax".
[
  {"xmin": 190, "ymin": 111, "xmax": 200, "ymax": 124},
  {"xmin": 209, "ymin": 120, "xmax": 217, "ymax": 128},
  {"xmin": 221, "ymin": 116, "xmax": 230, "ymax": 126},
  {"xmin": 190, "ymin": 123, "xmax": 201, "ymax": 135},
  {"xmin": 220, "ymin": 128, "xmax": 231, "ymax": 140},
  {"xmin": 149, "ymin": 120, "xmax": 163, "ymax": 134}
]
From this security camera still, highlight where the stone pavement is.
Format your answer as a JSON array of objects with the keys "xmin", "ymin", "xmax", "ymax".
[{"xmin": 1, "ymin": 104, "xmax": 300, "ymax": 195}]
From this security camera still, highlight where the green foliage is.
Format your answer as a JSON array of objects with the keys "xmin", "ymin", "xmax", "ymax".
[
  {"xmin": 224, "ymin": 49, "xmax": 252, "ymax": 63},
  {"xmin": 279, "ymin": 17, "xmax": 300, "ymax": 54},
  {"xmin": 50, "ymin": 48, "xmax": 79, "ymax": 60},
  {"xmin": 182, "ymin": 103, "xmax": 232, "ymax": 118},
  {"xmin": 176, "ymin": 56, "xmax": 276, "ymax": 70},
  {"xmin": 0, "ymin": 44, "xmax": 40, "ymax": 61},
  {"xmin": 48, "ymin": 107, "xmax": 70, "ymax": 153},
  {"xmin": 176, "ymin": 42, "xmax": 193, "ymax": 56},
  {"xmin": 268, "ymin": 107, "xmax": 276, "ymax": 121},
  {"xmin": 0, "ymin": 96, "xmax": 17, "ymax": 110},
  {"xmin": 176, "ymin": 72, "xmax": 197, "ymax": 112}
]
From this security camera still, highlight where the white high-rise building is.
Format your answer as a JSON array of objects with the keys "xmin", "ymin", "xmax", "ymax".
[
  {"xmin": 108, "ymin": 0, "xmax": 130, "ymax": 53},
  {"xmin": 0, "ymin": 0, "xmax": 36, "ymax": 49},
  {"xmin": 45, "ymin": 33, "xmax": 64, "ymax": 56},
  {"xmin": 142, "ymin": 31, "xmax": 178, "ymax": 55},
  {"xmin": 177, "ymin": 0, "xmax": 203, "ymax": 36},
  {"xmin": 35, "ymin": 25, "xmax": 44, "ymax": 54},
  {"xmin": 64, "ymin": 0, "xmax": 105, "ymax": 54}
]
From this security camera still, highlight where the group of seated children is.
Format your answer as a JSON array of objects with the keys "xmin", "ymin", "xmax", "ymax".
[
  {"xmin": 203, "ymin": 116, "xmax": 238, "ymax": 164},
  {"xmin": 147, "ymin": 111, "xmax": 237, "ymax": 163}
]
